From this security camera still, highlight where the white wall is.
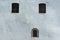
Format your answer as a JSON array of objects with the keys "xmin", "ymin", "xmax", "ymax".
[{"xmin": 0, "ymin": 0, "xmax": 60, "ymax": 40}]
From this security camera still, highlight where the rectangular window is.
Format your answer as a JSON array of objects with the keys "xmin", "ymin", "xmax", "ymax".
[
  {"xmin": 39, "ymin": 3, "xmax": 46, "ymax": 13},
  {"xmin": 12, "ymin": 3, "xmax": 19, "ymax": 13}
]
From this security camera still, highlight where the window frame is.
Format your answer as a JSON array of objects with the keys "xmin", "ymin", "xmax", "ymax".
[
  {"xmin": 31, "ymin": 28, "xmax": 39, "ymax": 37},
  {"xmin": 12, "ymin": 3, "xmax": 19, "ymax": 13},
  {"xmin": 39, "ymin": 3, "xmax": 46, "ymax": 13}
]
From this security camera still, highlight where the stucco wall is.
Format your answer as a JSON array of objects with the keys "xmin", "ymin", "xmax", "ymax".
[{"xmin": 0, "ymin": 0, "xmax": 60, "ymax": 40}]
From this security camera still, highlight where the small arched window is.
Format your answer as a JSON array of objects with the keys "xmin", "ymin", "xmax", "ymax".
[
  {"xmin": 12, "ymin": 3, "xmax": 19, "ymax": 13},
  {"xmin": 39, "ymin": 3, "xmax": 46, "ymax": 13},
  {"xmin": 32, "ymin": 28, "xmax": 39, "ymax": 37}
]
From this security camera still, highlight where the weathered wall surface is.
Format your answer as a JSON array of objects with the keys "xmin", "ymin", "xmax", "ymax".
[{"xmin": 0, "ymin": 0, "xmax": 60, "ymax": 40}]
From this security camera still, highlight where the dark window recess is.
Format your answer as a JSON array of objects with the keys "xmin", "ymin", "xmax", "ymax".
[
  {"xmin": 33, "ymin": 30, "xmax": 37, "ymax": 37},
  {"xmin": 32, "ymin": 28, "xmax": 39, "ymax": 37},
  {"xmin": 39, "ymin": 3, "xmax": 46, "ymax": 13},
  {"xmin": 12, "ymin": 3, "xmax": 19, "ymax": 13}
]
